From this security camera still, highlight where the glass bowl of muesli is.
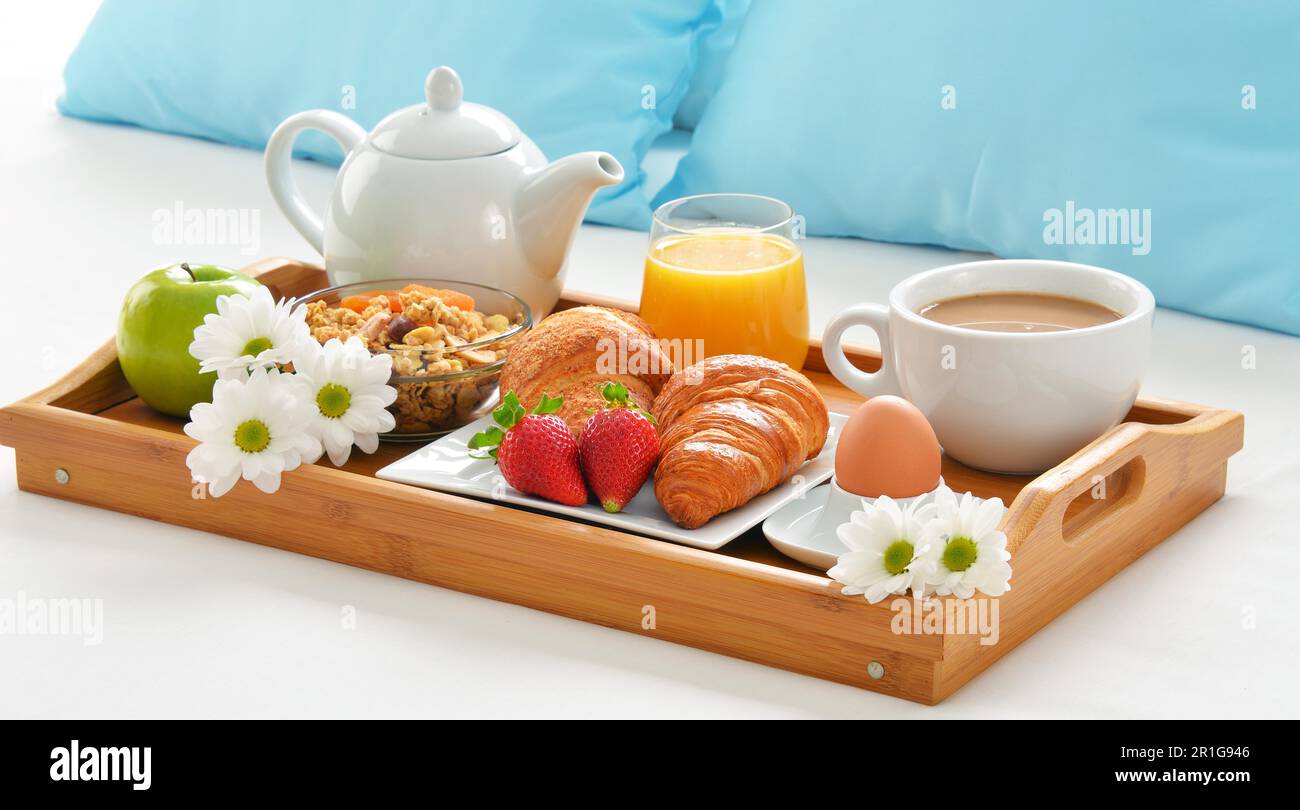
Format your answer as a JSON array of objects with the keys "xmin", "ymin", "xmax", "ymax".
[{"xmin": 300, "ymin": 279, "xmax": 531, "ymax": 440}]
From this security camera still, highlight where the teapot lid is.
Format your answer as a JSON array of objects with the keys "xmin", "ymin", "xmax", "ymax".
[{"xmin": 368, "ymin": 67, "xmax": 521, "ymax": 160}]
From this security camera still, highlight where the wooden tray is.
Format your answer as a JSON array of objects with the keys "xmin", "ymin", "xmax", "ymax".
[{"xmin": 0, "ymin": 258, "xmax": 1243, "ymax": 704}]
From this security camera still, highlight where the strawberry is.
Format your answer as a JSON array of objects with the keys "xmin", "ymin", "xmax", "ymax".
[
  {"xmin": 579, "ymin": 382, "xmax": 659, "ymax": 513},
  {"xmin": 469, "ymin": 392, "xmax": 587, "ymax": 506}
]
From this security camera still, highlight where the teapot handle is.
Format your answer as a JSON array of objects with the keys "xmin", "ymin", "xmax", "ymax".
[{"xmin": 264, "ymin": 110, "xmax": 367, "ymax": 255}]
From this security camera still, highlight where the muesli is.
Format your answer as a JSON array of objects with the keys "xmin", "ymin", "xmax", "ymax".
[{"xmin": 304, "ymin": 284, "xmax": 524, "ymax": 435}]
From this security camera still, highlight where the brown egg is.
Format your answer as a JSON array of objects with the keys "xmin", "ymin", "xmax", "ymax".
[{"xmin": 835, "ymin": 395, "xmax": 942, "ymax": 498}]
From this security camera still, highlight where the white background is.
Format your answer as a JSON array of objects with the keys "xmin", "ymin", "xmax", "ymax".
[{"xmin": 1, "ymin": 2, "xmax": 1296, "ymax": 718}]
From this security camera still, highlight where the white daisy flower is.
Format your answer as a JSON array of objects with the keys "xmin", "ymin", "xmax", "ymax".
[
  {"xmin": 183, "ymin": 367, "xmax": 321, "ymax": 497},
  {"xmin": 924, "ymin": 485, "xmax": 1013, "ymax": 598},
  {"xmin": 829, "ymin": 494, "xmax": 939, "ymax": 604},
  {"xmin": 291, "ymin": 337, "xmax": 397, "ymax": 466},
  {"xmin": 189, "ymin": 286, "xmax": 310, "ymax": 380}
]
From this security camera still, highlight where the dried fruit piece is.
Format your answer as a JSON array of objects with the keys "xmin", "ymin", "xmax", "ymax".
[
  {"xmin": 403, "ymin": 326, "xmax": 439, "ymax": 346},
  {"xmin": 402, "ymin": 283, "xmax": 475, "ymax": 311},
  {"xmin": 340, "ymin": 294, "xmax": 371, "ymax": 314},
  {"xmin": 388, "ymin": 314, "xmax": 417, "ymax": 343},
  {"xmin": 371, "ymin": 291, "xmax": 403, "ymax": 313}
]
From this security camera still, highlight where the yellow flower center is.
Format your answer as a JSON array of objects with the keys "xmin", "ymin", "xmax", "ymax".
[
  {"xmin": 882, "ymin": 540, "xmax": 914, "ymax": 576},
  {"xmin": 241, "ymin": 337, "xmax": 273, "ymax": 357},
  {"xmin": 233, "ymin": 419, "xmax": 271, "ymax": 453},
  {"xmin": 943, "ymin": 536, "xmax": 979, "ymax": 572},
  {"xmin": 316, "ymin": 383, "xmax": 351, "ymax": 418}
]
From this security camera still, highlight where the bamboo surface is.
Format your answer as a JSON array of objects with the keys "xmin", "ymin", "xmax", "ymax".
[{"xmin": 0, "ymin": 258, "xmax": 1244, "ymax": 703}]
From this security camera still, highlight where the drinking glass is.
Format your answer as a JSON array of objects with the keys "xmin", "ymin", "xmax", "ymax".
[{"xmin": 640, "ymin": 194, "xmax": 809, "ymax": 369}]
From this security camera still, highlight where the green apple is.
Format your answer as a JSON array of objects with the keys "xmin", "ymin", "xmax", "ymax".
[{"xmin": 117, "ymin": 263, "xmax": 262, "ymax": 417}]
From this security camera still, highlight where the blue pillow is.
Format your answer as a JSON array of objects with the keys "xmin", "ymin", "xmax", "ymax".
[
  {"xmin": 59, "ymin": 0, "xmax": 721, "ymax": 230},
  {"xmin": 673, "ymin": 0, "xmax": 750, "ymax": 130},
  {"xmin": 659, "ymin": 1, "xmax": 1300, "ymax": 335}
]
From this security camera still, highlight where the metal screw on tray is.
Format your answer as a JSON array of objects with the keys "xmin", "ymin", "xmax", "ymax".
[
  {"xmin": 867, "ymin": 661, "xmax": 885, "ymax": 680},
  {"xmin": 54, "ymin": 468, "xmax": 70, "ymax": 485}
]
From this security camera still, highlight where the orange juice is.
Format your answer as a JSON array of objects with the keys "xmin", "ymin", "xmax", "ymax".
[{"xmin": 640, "ymin": 231, "xmax": 809, "ymax": 369}]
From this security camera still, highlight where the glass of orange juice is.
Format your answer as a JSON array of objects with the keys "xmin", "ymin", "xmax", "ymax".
[{"xmin": 641, "ymin": 194, "xmax": 809, "ymax": 369}]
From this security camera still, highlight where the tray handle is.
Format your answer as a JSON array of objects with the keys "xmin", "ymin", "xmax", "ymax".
[
  {"xmin": 1003, "ymin": 408, "xmax": 1242, "ymax": 557},
  {"xmin": 1031, "ymin": 423, "xmax": 1149, "ymax": 550}
]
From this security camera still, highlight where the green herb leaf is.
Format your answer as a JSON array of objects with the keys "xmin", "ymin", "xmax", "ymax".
[
  {"xmin": 467, "ymin": 425, "xmax": 505, "ymax": 461},
  {"xmin": 595, "ymin": 380, "xmax": 656, "ymax": 423},
  {"xmin": 468, "ymin": 426, "xmax": 504, "ymax": 449},
  {"xmin": 493, "ymin": 391, "xmax": 526, "ymax": 429},
  {"xmin": 532, "ymin": 393, "xmax": 564, "ymax": 415},
  {"xmin": 598, "ymin": 381, "xmax": 629, "ymax": 406}
]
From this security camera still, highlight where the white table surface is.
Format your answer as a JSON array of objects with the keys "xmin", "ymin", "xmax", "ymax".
[{"xmin": 1, "ymin": 4, "xmax": 1296, "ymax": 719}]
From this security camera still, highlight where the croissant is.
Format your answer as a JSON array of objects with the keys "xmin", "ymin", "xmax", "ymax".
[
  {"xmin": 652, "ymin": 354, "xmax": 829, "ymax": 529},
  {"xmin": 499, "ymin": 305, "xmax": 674, "ymax": 437}
]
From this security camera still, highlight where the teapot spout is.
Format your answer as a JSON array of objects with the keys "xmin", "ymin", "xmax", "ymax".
[{"xmin": 516, "ymin": 152, "xmax": 623, "ymax": 279}]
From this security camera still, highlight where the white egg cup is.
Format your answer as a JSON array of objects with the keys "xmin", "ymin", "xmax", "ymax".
[
  {"xmin": 763, "ymin": 472, "xmax": 947, "ymax": 570},
  {"xmin": 806, "ymin": 475, "xmax": 942, "ymax": 552}
]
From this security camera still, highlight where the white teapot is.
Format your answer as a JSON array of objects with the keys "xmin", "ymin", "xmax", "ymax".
[{"xmin": 265, "ymin": 66, "xmax": 623, "ymax": 318}]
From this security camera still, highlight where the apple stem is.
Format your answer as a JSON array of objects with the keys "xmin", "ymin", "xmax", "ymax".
[{"xmin": 180, "ymin": 262, "xmax": 196, "ymax": 281}]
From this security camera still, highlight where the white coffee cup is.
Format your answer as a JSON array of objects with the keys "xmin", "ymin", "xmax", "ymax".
[{"xmin": 822, "ymin": 259, "xmax": 1155, "ymax": 474}]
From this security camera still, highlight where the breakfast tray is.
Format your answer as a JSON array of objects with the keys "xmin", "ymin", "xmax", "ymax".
[{"xmin": 0, "ymin": 258, "xmax": 1243, "ymax": 704}]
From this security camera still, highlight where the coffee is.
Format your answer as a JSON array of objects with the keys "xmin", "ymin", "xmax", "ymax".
[
  {"xmin": 918, "ymin": 291, "xmax": 1122, "ymax": 333},
  {"xmin": 822, "ymin": 259, "xmax": 1154, "ymax": 472}
]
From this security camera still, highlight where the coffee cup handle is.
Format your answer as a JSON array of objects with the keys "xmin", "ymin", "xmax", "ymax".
[{"xmin": 821, "ymin": 303, "xmax": 901, "ymax": 398}]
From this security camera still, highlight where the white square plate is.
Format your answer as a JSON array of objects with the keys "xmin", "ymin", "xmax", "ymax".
[{"xmin": 376, "ymin": 412, "xmax": 847, "ymax": 550}]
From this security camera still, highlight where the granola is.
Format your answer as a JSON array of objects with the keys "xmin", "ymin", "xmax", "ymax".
[{"xmin": 304, "ymin": 285, "xmax": 524, "ymax": 435}]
